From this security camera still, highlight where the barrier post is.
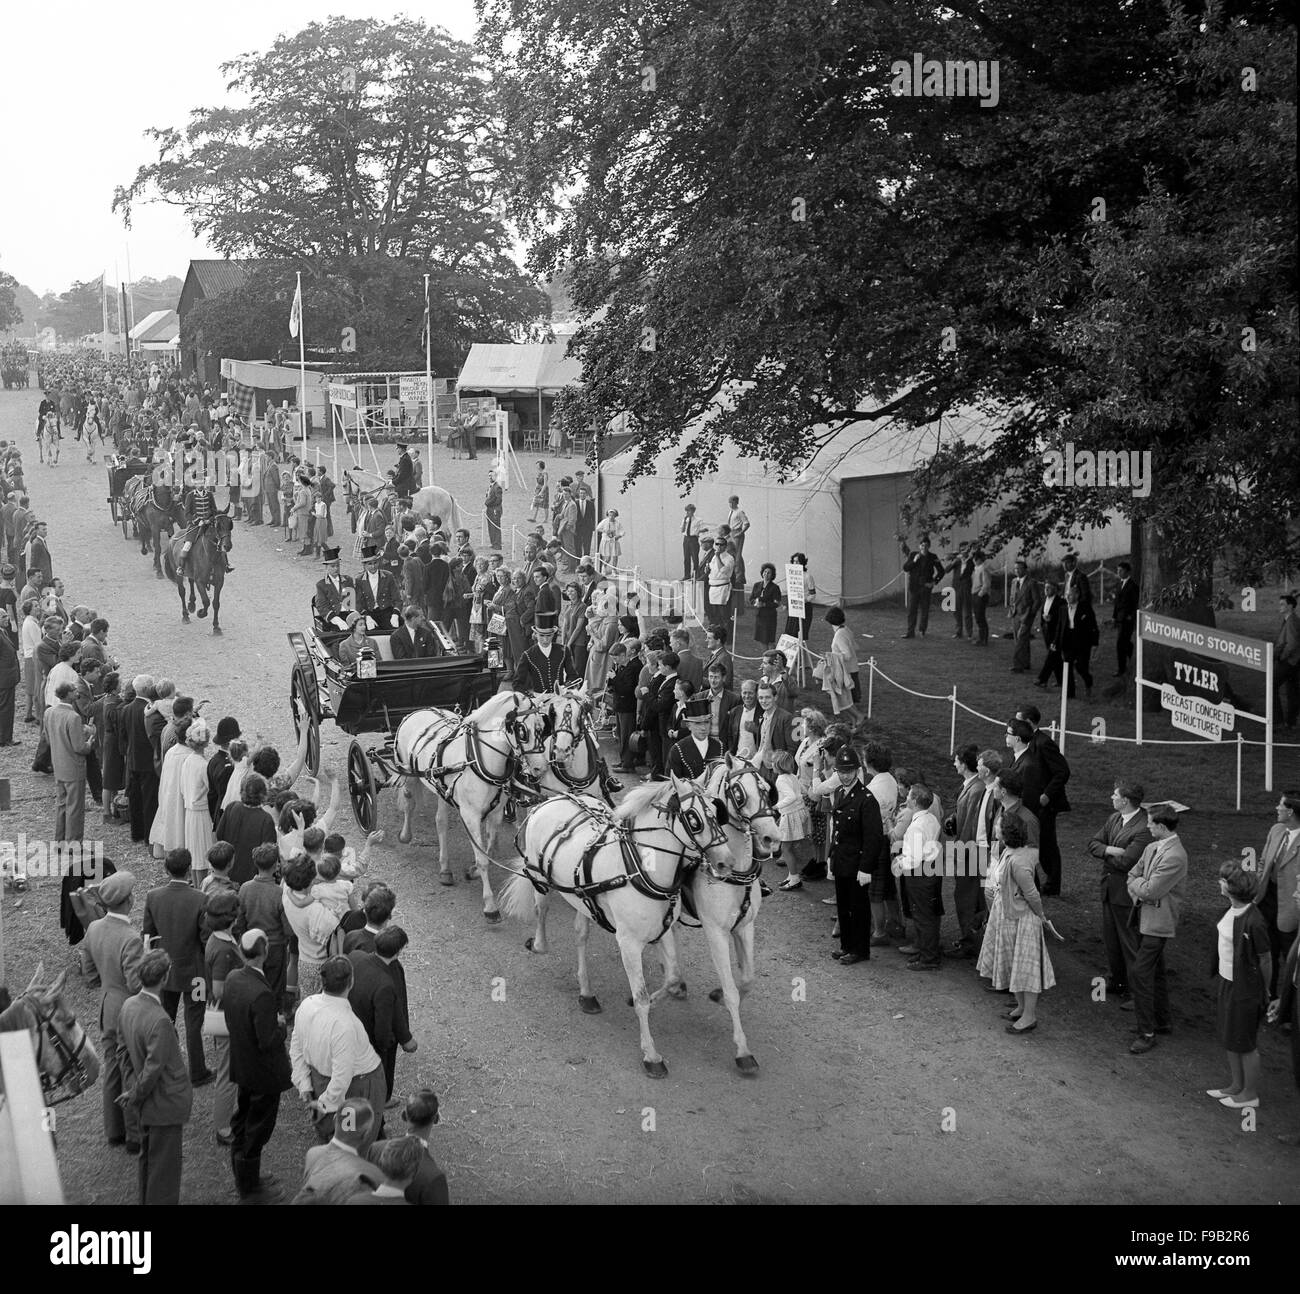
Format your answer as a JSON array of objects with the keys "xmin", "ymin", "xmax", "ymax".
[
  {"xmin": 1058, "ymin": 662, "xmax": 1070, "ymax": 754},
  {"xmin": 866, "ymin": 657, "xmax": 875, "ymax": 719},
  {"xmin": 1236, "ymin": 733, "xmax": 1243, "ymax": 813},
  {"xmin": 949, "ymin": 686, "xmax": 957, "ymax": 755},
  {"xmin": 1265, "ymin": 641, "xmax": 1274, "ymax": 791},
  {"xmin": 1135, "ymin": 628, "xmax": 1143, "ymax": 747}
]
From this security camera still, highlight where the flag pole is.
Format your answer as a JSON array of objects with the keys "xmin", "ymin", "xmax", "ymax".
[
  {"xmin": 424, "ymin": 273, "xmax": 433, "ymax": 480},
  {"xmin": 296, "ymin": 272, "xmax": 308, "ymax": 460}
]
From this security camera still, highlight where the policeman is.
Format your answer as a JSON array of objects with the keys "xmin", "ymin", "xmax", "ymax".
[{"xmin": 828, "ymin": 747, "xmax": 885, "ymax": 966}]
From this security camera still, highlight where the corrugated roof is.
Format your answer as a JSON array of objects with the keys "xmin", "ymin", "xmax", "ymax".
[
  {"xmin": 187, "ymin": 259, "xmax": 262, "ymax": 297},
  {"xmin": 129, "ymin": 309, "xmax": 179, "ymax": 343},
  {"xmin": 457, "ymin": 342, "xmax": 582, "ymax": 395}
]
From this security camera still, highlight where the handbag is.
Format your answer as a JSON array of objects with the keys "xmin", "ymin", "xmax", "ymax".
[
  {"xmin": 201, "ymin": 1005, "xmax": 228, "ymax": 1038},
  {"xmin": 487, "ymin": 612, "xmax": 507, "ymax": 636}
]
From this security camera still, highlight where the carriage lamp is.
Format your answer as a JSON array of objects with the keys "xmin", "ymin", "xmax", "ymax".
[
  {"xmin": 486, "ymin": 638, "xmax": 503, "ymax": 670},
  {"xmin": 357, "ymin": 647, "xmax": 378, "ymax": 680}
]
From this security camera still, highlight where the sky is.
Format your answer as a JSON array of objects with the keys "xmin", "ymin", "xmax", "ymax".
[{"xmin": 0, "ymin": 1, "xmax": 480, "ymax": 296}]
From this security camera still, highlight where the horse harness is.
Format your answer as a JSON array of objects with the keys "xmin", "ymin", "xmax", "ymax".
[
  {"xmin": 3, "ymin": 993, "xmax": 95, "ymax": 1106},
  {"xmin": 404, "ymin": 710, "xmax": 537, "ymax": 819},
  {"xmin": 516, "ymin": 793, "xmax": 708, "ymax": 939}
]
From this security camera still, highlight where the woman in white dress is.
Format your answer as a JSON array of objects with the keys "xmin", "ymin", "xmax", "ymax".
[
  {"xmin": 594, "ymin": 509, "xmax": 625, "ymax": 573},
  {"xmin": 150, "ymin": 724, "xmax": 191, "ymax": 858},
  {"xmin": 220, "ymin": 739, "xmax": 251, "ymax": 812},
  {"xmin": 181, "ymin": 718, "xmax": 216, "ymax": 882}
]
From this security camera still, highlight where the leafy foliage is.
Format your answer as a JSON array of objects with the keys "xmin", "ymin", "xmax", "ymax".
[{"xmin": 0, "ymin": 271, "xmax": 21, "ymax": 333}]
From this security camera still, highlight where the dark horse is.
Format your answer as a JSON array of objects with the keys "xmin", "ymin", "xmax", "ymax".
[
  {"xmin": 125, "ymin": 478, "xmax": 187, "ymax": 578},
  {"xmin": 0, "ymin": 962, "xmax": 101, "ymax": 1107},
  {"xmin": 164, "ymin": 514, "xmax": 233, "ymax": 634}
]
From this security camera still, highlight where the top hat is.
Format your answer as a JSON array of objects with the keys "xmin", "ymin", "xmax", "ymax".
[
  {"xmin": 683, "ymin": 696, "xmax": 711, "ymax": 720},
  {"xmin": 322, "ymin": 546, "xmax": 341, "ymax": 564},
  {"xmin": 534, "ymin": 610, "xmax": 560, "ymax": 633},
  {"xmin": 361, "ymin": 545, "xmax": 380, "ymax": 562}
]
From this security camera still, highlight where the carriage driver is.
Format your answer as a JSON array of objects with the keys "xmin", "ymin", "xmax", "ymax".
[
  {"xmin": 315, "ymin": 545, "xmax": 354, "ymax": 630},
  {"xmin": 666, "ymin": 696, "xmax": 724, "ymax": 783},
  {"xmin": 515, "ymin": 610, "xmax": 623, "ymax": 797},
  {"xmin": 179, "ymin": 474, "xmax": 232, "ymax": 577}
]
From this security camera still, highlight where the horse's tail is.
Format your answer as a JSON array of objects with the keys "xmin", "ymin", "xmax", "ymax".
[{"xmin": 499, "ymin": 871, "xmax": 540, "ymax": 923}]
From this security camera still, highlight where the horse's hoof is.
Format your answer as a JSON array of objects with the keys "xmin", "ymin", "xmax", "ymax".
[
  {"xmin": 735, "ymin": 1055, "xmax": 759, "ymax": 1075},
  {"xmin": 211, "ymin": 626, "xmax": 222, "ymax": 636},
  {"xmin": 642, "ymin": 1059, "xmax": 668, "ymax": 1079},
  {"xmin": 578, "ymin": 995, "xmax": 602, "ymax": 1015},
  {"xmin": 483, "ymin": 909, "xmax": 502, "ymax": 924},
  {"xmin": 197, "ymin": 607, "xmax": 208, "ymax": 618},
  {"xmin": 155, "ymin": 571, "xmax": 165, "ymax": 579},
  {"xmin": 668, "ymin": 982, "xmax": 688, "ymax": 1000},
  {"xmin": 464, "ymin": 868, "xmax": 475, "ymax": 881},
  {"xmin": 708, "ymin": 987, "xmax": 723, "ymax": 1004},
  {"xmin": 438, "ymin": 872, "xmax": 454, "ymax": 886},
  {"xmin": 398, "ymin": 830, "xmax": 411, "ymax": 845},
  {"xmin": 181, "ymin": 615, "xmax": 190, "ymax": 624}
]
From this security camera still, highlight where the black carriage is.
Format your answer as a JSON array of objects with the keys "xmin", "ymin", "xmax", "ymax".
[
  {"xmin": 288, "ymin": 608, "xmax": 504, "ymax": 830},
  {"xmin": 106, "ymin": 459, "xmax": 153, "ymax": 538}
]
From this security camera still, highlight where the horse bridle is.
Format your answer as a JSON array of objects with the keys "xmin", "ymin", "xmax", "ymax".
[
  {"xmin": 21, "ymin": 993, "xmax": 95, "ymax": 1105},
  {"xmin": 548, "ymin": 694, "xmax": 584, "ymax": 763},
  {"xmin": 709, "ymin": 762, "xmax": 781, "ymax": 878}
]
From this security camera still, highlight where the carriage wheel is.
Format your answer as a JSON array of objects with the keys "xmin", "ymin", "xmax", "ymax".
[
  {"xmin": 347, "ymin": 740, "xmax": 378, "ymax": 832},
  {"xmin": 290, "ymin": 668, "xmax": 321, "ymax": 777}
]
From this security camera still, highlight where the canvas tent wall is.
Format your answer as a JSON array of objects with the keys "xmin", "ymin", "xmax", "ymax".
[
  {"xmin": 457, "ymin": 342, "xmax": 583, "ymax": 442},
  {"xmin": 598, "ymin": 408, "xmax": 1130, "ymax": 605},
  {"xmin": 220, "ymin": 357, "xmax": 330, "ymax": 428}
]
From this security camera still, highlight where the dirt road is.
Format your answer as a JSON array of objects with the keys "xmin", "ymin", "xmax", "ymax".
[{"xmin": 2, "ymin": 385, "xmax": 1296, "ymax": 1205}]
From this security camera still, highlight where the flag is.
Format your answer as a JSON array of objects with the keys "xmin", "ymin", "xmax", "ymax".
[{"xmin": 289, "ymin": 278, "xmax": 302, "ymax": 339}]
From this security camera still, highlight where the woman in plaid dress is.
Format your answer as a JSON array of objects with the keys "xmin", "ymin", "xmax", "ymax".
[{"xmin": 992, "ymin": 815, "xmax": 1056, "ymax": 1033}]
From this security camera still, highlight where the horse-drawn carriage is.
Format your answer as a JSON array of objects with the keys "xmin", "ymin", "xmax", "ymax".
[
  {"xmin": 106, "ymin": 458, "xmax": 154, "ymax": 537},
  {"xmin": 287, "ymin": 608, "xmax": 505, "ymax": 831}
]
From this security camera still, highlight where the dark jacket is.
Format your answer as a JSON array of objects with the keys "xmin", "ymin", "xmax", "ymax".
[
  {"xmin": 347, "ymin": 951, "xmax": 403, "ymax": 1053},
  {"xmin": 118, "ymin": 991, "xmax": 193, "ymax": 1127},
  {"xmin": 828, "ymin": 778, "xmax": 886, "ymax": 878},
  {"xmin": 1027, "ymin": 729, "xmax": 1071, "ymax": 813},
  {"xmin": 425, "ymin": 558, "xmax": 450, "ymax": 619},
  {"xmin": 667, "ymin": 734, "xmax": 724, "ymax": 780},
  {"xmin": 1056, "ymin": 601, "xmax": 1100, "ymax": 659},
  {"xmin": 143, "ymin": 880, "xmax": 207, "ymax": 992},
  {"xmin": 1088, "ymin": 808, "xmax": 1153, "ymax": 907},
  {"xmin": 1112, "ymin": 577, "xmax": 1139, "ymax": 626},
  {"xmin": 609, "ymin": 659, "xmax": 641, "ymax": 714},
  {"xmin": 391, "ymin": 623, "xmax": 437, "ymax": 659},
  {"xmin": 222, "ymin": 965, "xmax": 292, "ymax": 1094}
]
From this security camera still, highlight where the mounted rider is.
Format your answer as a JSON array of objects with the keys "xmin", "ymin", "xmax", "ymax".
[
  {"xmin": 179, "ymin": 476, "xmax": 233, "ymax": 576},
  {"xmin": 514, "ymin": 610, "xmax": 623, "ymax": 797}
]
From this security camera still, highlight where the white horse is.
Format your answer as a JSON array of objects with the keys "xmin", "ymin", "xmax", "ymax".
[
  {"xmin": 0, "ymin": 962, "xmax": 101, "ymax": 1105},
  {"xmin": 410, "ymin": 485, "xmax": 461, "ymax": 530},
  {"xmin": 396, "ymin": 693, "xmax": 547, "ymax": 920},
  {"xmin": 523, "ymin": 686, "xmax": 611, "ymax": 800},
  {"xmin": 499, "ymin": 775, "xmax": 735, "ymax": 1077},
  {"xmin": 660, "ymin": 755, "xmax": 783, "ymax": 1074}
]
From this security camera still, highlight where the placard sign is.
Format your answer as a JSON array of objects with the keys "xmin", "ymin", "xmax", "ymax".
[
  {"xmin": 785, "ymin": 563, "xmax": 806, "ymax": 619},
  {"xmin": 328, "ymin": 383, "xmax": 358, "ymax": 408}
]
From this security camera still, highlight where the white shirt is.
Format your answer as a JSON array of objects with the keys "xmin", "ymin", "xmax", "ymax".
[
  {"xmin": 45, "ymin": 660, "xmax": 78, "ymax": 706},
  {"xmin": 728, "ymin": 508, "xmax": 749, "ymax": 536},
  {"xmin": 1287, "ymin": 827, "xmax": 1300, "ymax": 850},
  {"xmin": 734, "ymin": 705, "xmax": 758, "ymax": 759},
  {"xmin": 975, "ymin": 784, "xmax": 996, "ymax": 849},
  {"xmin": 289, "ymin": 993, "xmax": 382, "ymax": 1112},
  {"xmin": 867, "ymin": 772, "xmax": 899, "ymax": 826},
  {"xmin": 899, "ymin": 808, "xmax": 941, "ymax": 874},
  {"xmin": 20, "ymin": 616, "xmax": 41, "ymax": 660},
  {"xmin": 1216, "ymin": 908, "xmax": 1236, "ymax": 980}
]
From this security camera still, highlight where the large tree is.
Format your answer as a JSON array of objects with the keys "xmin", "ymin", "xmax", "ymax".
[
  {"xmin": 114, "ymin": 15, "xmax": 547, "ymax": 368},
  {"xmin": 479, "ymin": 0, "xmax": 1297, "ymax": 603},
  {"xmin": 0, "ymin": 270, "xmax": 22, "ymax": 334}
]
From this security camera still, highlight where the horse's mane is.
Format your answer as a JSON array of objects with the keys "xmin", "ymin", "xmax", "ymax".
[{"xmin": 612, "ymin": 782, "xmax": 668, "ymax": 822}]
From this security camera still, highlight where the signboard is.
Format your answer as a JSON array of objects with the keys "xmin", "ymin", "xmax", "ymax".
[
  {"xmin": 785, "ymin": 563, "xmax": 806, "ymax": 620},
  {"xmin": 1159, "ymin": 685, "xmax": 1235, "ymax": 740},
  {"xmin": 776, "ymin": 633, "xmax": 803, "ymax": 666},
  {"xmin": 328, "ymin": 383, "xmax": 358, "ymax": 409},
  {"xmin": 1138, "ymin": 610, "xmax": 1267, "ymax": 672},
  {"xmin": 220, "ymin": 358, "xmax": 234, "ymax": 378},
  {"xmin": 399, "ymin": 376, "xmax": 453, "ymax": 403}
]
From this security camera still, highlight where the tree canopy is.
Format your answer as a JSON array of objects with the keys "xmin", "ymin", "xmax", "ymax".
[
  {"xmin": 0, "ymin": 270, "xmax": 21, "ymax": 334},
  {"xmin": 479, "ymin": 0, "xmax": 1297, "ymax": 597}
]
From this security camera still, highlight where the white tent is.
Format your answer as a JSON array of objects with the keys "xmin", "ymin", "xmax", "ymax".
[{"xmin": 599, "ymin": 407, "xmax": 1130, "ymax": 604}]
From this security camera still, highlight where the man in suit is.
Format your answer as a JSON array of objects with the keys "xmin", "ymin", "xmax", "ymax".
[
  {"xmin": 83, "ymin": 870, "xmax": 144, "ymax": 1150},
  {"xmin": 1060, "ymin": 551, "xmax": 1093, "ymax": 607},
  {"xmin": 943, "ymin": 745, "xmax": 987, "ymax": 958},
  {"xmin": 681, "ymin": 503, "xmax": 702, "ymax": 580},
  {"xmin": 315, "ymin": 546, "xmax": 353, "ymax": 628},
  {"xmin": 992, "ymin": 769, "xmax": 1040, "ymax": 854},
  {"xmin": 901, "ymin": 536, "xmax": 945, "ymax": 638},
  {"xmin": 1254, "ymin": 793, "xmax": 1300, "ymax": 999},
  {"xmin": 1014, "ymin": 704, "xmax": 1072, "ymax": 895},
  {"xmin": 26, "ymin": 518, "xmax": 52, "ymax": 589},
  {"xmin": 1275, "ymin": 593, "xmax": 1300, "ymax": 729},
  {"xmin": 0, "ymin": 620, "xmax": 19, "ymax": 746},
  {"xmin": 342, "ymin": 884, "xmax": 396, "ymax": 954},
  {"xmin": 425, "ymin": 543, "xmax": 451, "ymax": 628},
  {"xmin": 391, "ymin": 604, "xmax": 437, "ymax": 659},
  {"xmin": 125, "ymin": 674, "xmax": 159, "ymax": 842},
  {"xmin": 945, "ymin": 542, "xmax": 975, "ymax": 638},
  {"xmin": 45, "ymin": 680, "xmax": 94, "ymax": 843},
  {"xmin": 1008, "ymin": 559, "xmax": 1040, "ymax": 673},
  {"xmin": 702, "ymin": 626, "xmax": 733, "ymax": 690},
  {"xmin": 1004, "ymin": 720, "xmax": 1046, "ymax": 821},
  {"xmin": 669, "ymin": 628, "xmax": 704, "ymax": 693},
  {"xmin": 142, "ymin": 849, "xmax": 213, "ymax": 1085},
  {"xmin": 401, "ymin": 1089, "xmax": 450, "ymax": 1204},
  {"xmin": 572, "ymin": 470, "xmax": 596, "ymax": 557},
  {"xmin": 727, "ymin": 678, "xmax": 760, "ymax": 761},
  {"xmin": 1124, "ymin": 806, "xmax": 1187, "ymax": 1053},
  {"xmin": 702, "ymin": 664, "xmax": 738, "ymax": 751},
  {"xmin": 118, "ymin": 950, "xmax": 194, "ymax": 1205},
  {"xmin": 293, "ymin": 1099, "xmax": 383, "ymax": 1204},
  {"xmin": 1034, "ymin": 582, "xmax": 1066, "ymax": 689},
  {"xmin": 649, "ymin": 650, "xmax": 681, "ymax": 779},
  {"xmin": 1088, "ymin": 783, "xmax": 1153, "ymax": 1000},
  {"xmin": 1056, "ymin": 582, "xmax": 1099, "ymax": 698},
  {"xmin": 354, "ymin": 546, "xmax": 399, "ymax": 614},
  {"xmin": 1112, "ymin": 560, "xmax": 1140, "ymax": 676},
  {"xmin": 746, "ymin": 679, "xmax": 794, "ymax": 775},
  {"xmin": 666, "ymin": 696, "xmax": 724, "ymax": 781},
  {"xmin": 223, "ymin": 929, "xmax": 292, "ymax": 1203},
  {"xmin": 349, "ymin": 927, "xmax": 417, "ymax": 1101},
  {"xmin": 828, "ymin": 747, "xmax": 886, "ymax": 965}
]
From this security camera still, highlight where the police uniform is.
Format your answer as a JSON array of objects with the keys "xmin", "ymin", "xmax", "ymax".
[{"xmin": 828, "ymin": 751, "xmax": 885, "ymax": 962}]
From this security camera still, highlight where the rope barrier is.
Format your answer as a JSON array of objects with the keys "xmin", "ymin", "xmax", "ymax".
[{"xmin": 867, "ymin": 661, "xmax": 953, "ymax": 704}]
